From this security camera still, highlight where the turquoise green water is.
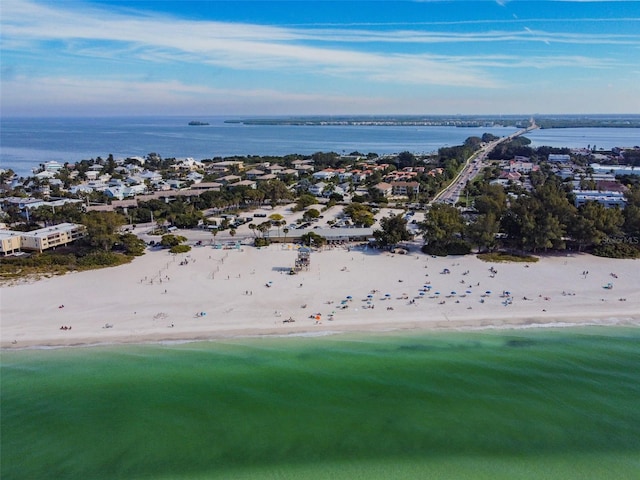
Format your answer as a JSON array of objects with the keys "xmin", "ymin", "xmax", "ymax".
[{"xmin": 2, "ymin": 327, "xmax": 639, "ymax": 479}]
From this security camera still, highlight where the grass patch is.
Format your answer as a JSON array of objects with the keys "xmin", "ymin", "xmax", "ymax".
[{"xmin": 477, "ymin": 252, "xmax": 539, "ymax": 263}]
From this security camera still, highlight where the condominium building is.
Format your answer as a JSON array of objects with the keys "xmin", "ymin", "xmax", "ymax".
[{"xmin": 0, "ymin": 223, "xmax": 86, "ymax": 255}]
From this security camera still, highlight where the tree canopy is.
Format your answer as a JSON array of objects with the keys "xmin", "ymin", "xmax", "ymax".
[{"xmin": 374, "ymin": 215, "xmax": 412, "ymax": 248}]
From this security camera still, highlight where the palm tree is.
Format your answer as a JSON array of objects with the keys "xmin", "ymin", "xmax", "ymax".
[
  {"xmin": 269, "ymin": 213, "xmax": 284, "ymax": 237},
  {"xmin": 283, "ymin": 227, "xmax": 289, "ymax": 243},
  {"xmin": 211, "ymin": 228, "xmax": 219, "ymax": 246}
]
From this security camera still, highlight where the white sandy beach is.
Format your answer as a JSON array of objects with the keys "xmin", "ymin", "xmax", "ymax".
[{"xmin": 1, "ymin": 243, "xmax": 639, "ymax": 349}]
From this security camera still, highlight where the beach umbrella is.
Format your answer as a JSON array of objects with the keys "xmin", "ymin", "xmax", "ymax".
[
  {"xmin": 485, "ymin": 290, "xmax": 492, "ymax": 294},
  {"xmin": 451, "ymin": 291, "xmax": 457, "ymax": 295},
  {"xmin": 419, "ymin": 292, "xmax": 425, "ymax": 296},
  {"xmin": 385, "ymin": 293, "xmax": 391, "ymax": 298},
  {"xmin": 367, "ymin": 294, "xmax": 374, "ymax": 298},
  {"xmin": 435, "ymin": 291, "xmax": 440, "ymax": 295},
  {"xmin": 505, "ymin": 291, "xmax": 511, "ymax": 295},
  {"xmin": 346, "ymin": 295, "xmax": 352, "ymax": 300},
  {"xmin": 466, "ymin": 290, "xmax": 472, "ymax": 294}
]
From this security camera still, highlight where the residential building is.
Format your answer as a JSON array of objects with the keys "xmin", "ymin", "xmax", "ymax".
[
  {"xmin": 0, "ymin": 230, "xmax": 23, "ymax": 256},
  {"xmin": 374, "ymin": 182, "xmax": 393, "ymax": 198},
  {"xmin": 591, "ymin": 163, "xmax": 640, "ymax": 176},
  {"xmin": 308, "ymin": 182, "xmax": 327, "ymax": 196},
  {"xmin": 573, "ymin": 190, "xmax": 627, "ymax": 208},
  {"xmin": 390, "ymin": 181, "xmax": 420, "ymax": 197},
  {"xmin": 1, "ymin": 223, "xmax": 86, "ymax": 254},
  {"xmin": 548, "ymin": 154, "xmax": 571, "ymax": 163}
]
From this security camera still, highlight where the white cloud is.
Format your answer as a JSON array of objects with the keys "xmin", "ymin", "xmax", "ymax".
[
  {"xmin": 0, "ymin": 0, "xmax": 498, "ymax": 88},
  {"xmin": 1, "ymin": 0, "xmax": 637, "ymax": 115},
  {"xmin": 0, "ymin": 75, "xmax": 399, "ymax": 116}
]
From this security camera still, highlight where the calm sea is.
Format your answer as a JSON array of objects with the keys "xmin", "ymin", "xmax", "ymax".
[
  {"xmin": 526, "ymin": 127, "xmax": 640, "ymax": 150},
  {"xmin": 2, "ymin": 116, "xmax": 638, "ymax": 177},
  {"xmin": 0, "ymin": 116, "xmax": 514, "ymax": 175},
  {"xmin": 2, "ymin": 327, "xmax": 639, "ymax": 480}
]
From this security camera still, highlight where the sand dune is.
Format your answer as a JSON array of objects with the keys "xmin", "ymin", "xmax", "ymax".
[{"xmin": 2, "ymin": 243, "xmax": 639, "ymax": 348}]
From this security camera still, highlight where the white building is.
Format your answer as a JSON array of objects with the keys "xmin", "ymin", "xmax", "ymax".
[
  {"xmin": 573, "ymin": 190, "xmax": 627, "ymax": 208},
  {"xmin": 0, "ymin": 230, "xmax": 23, "ymax": 256},
  {"xmin": 548, "ymin": 154, "xmax": 571, "ymax": 163},
  {"xmin": 590, "ymin": 163, "xmax": 640, "ymax": 176},
  {"xmin": 0, "ymin": 223, "xmax": 86, "ymax": 255}
]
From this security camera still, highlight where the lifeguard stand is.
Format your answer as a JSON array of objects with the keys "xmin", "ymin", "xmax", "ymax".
[{"xmin": 293, "ymin": 247, "xmax": 311, "ymax": 272}]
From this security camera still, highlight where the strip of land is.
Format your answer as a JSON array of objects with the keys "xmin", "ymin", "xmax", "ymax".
[{"xmin": 2, "ymin": 242, "xmax": 638, "ymax": 349}]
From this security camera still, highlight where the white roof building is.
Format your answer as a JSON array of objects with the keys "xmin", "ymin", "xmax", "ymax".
[
  {"xmin": 590, "ymin": 163, "xmax": 640, "ymax": 176},
  {"xmin": 573, "ymin": 190, "xmax": 627, "ymax": 208}
]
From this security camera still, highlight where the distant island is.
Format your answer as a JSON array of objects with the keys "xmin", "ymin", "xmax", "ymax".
[
  {"xmin": 225, "ymin": 114, "xmax": 640, "ymax": 129},
  {"xmin": 188, "ymin": 121, "xmax": 210, "ymax": 126}
]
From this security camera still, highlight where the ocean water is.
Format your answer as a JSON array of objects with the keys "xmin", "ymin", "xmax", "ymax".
[
  {"xmin": 526, "ymin": 127, "xmax": 639, "ymax": 150},
  {"xmin": 2, "ymin": 115, "xmax": 516, "ymax": 176},
  {"xmin": 2, "ymin": 327, "xmax": 639, "ymax": 480}
]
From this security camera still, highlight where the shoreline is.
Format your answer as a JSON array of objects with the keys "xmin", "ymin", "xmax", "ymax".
[
  {"xmin": 2, "ymin": 243, "xmax": 639, "ymax": 350},
  {"xmin": 4, "ymin": 318, "xmax": 639, "ymax": 352}
]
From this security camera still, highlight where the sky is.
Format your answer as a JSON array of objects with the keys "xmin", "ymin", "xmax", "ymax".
[{"xmin": 1, "ymin": 0, "xmax": 639, "ymax": 117}]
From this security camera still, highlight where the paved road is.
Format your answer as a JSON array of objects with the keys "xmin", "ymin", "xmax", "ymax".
[{"xmin": 431, "ymin": 120, "xmax": 538, "ymax": 206}]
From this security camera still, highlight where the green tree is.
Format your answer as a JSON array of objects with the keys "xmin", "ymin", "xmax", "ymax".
[
  {"xmin": 343, "ymin": 202, "xmax": 375, "ymax": 227},
  {"xmin": 294, "ymin": 194, "xmax": 318, "ymax": 211},
  {"xmin": 396, "ymin": 151, "xmax": 417, "ymax": 169},
  {"xmin": 82, "ymin": 211, "xmax": 126, "ymax": 251},
  {"xmin": 160, "ymin": 234, "xmax": 187, "ymax": 248},
  {"xmin": 300, "ymin": 231, "xmax": 326, "ymax": 248},
  {"xmin": 567, "ymin": 213, "xmax": 600, "ymax": 252},
  {"xmin": 260, "ymin": 180, "xmax": 292, "ymax": 207},
  {"xmin": 623, "ymin": 186, "xmax": 640, "ymax": 239},
  {"xmin": 466, "ymin": 212, "xmax": 500, "ymax": 253},
  {"xmin": 119, "ymin": 233, "xmax": 146, "ymax": 256},
  {"xmin": 257, "ymin": 221, "xmax": 271, "ymax": 239},
  {"xmin": 269, "ymin": 213, "xmax": 285, "ymax": 237},
  {"xmin": 473, "ymin": 184, "xmax": 507, "ymax": 216},
  {"xmin": 501, "ymin": 195, "xmax": 541, "ymax": 252},
  {"xmin": 419, "ymin": 204, "xmax": 465, "ymax": 247},
  {"xmin": 373, "ymin": 215, "xmax": 412, "ymax": 248},
  {"xmin": 170, "ymin": 244, "xmax": 191, "ymax": 254},
  {"xmin": 580, "ymin": 201, "xmax": 624, "ymax": 240},
  {"xmin": 302, "ymin": 208, "xmax": 320, "ymax": 222}
]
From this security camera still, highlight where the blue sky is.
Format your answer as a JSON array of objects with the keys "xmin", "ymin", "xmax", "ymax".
[{"xmin": 1, "ymin": 0, "xmax": 639, "ymax": 116}]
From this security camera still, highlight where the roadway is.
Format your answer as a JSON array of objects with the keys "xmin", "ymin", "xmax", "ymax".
[{"xmin": 431, "ymin": 119, "xmax": 538, "ymax": 206}]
